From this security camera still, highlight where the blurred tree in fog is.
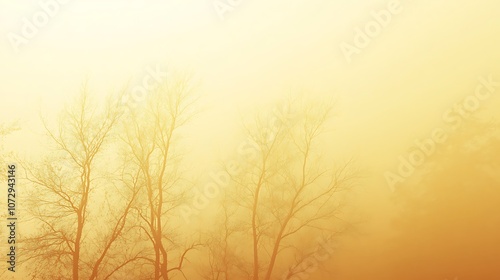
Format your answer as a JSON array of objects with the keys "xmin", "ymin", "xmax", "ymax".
[
  {"xmin": 206, "ymin": 100, "xmax": 357, "ymax": 280},
  {"xmin": 16, "ymin": 81, "xmax": 357, "ymax": 280},
  {"xmin": 389, "ymin": 119, "xmax": 500, "ymax": 280},
  {"xmin": 21, "ymin": 88, "xmax": 140, "ymax": 280},
  {"xmin": 20, "ymin": 75, "xmax": 203, "ymax": 280},
  {"xmin": 119, "ymin": 74, "xmax": 201, "ymax": 280}
]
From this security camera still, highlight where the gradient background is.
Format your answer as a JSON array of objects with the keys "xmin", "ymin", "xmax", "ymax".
[{"xmin": 1, "ymin": 0, "xmax": 500, "ymax": 279}]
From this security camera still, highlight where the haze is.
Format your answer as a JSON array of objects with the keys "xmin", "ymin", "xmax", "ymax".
[{"xmin": 1, "ymin": 1, "xmax": 500, "ymax": 279}]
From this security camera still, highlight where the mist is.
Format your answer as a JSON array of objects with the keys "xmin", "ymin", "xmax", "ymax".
[{"xmin": 1, "ymin": 1, "xmax": 500, "ymax": 279}]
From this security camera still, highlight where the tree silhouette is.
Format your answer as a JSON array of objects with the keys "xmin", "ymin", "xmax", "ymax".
[
  {"xmin": 120, "ymin": 74, "xmax": 200, "ymax": 279},
  {"xmin": 208, "ymin": 99, "xmax": 357, "ymax": 280},
  {"xmin": 21, "ymin": 87, "xmax": 139, "ymax": 279}
]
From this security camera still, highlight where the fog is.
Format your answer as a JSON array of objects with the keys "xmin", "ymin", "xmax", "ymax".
[{"xmin": 1, "ymin": 0, "xmax": 500, "ymax": 279}]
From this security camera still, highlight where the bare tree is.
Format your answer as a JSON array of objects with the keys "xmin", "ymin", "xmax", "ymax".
[
  {"xmin": 201, "ymin": 192, "xmax": 249, "ymax": 280},
  {"xmin": 211, "ymin": 99, "xmax": 357, "ymax": 280},
  {"xmin": 21, "ymin": 87, "xmax": 138, "ymax": 280},
  {"xmin": 121, "ymin": 74, "xmax": 200, "ymax": 279}
]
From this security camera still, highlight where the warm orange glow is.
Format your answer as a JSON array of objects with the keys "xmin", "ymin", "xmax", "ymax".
[{"xmin": 1, "ymin": 1, "xmax": 500, "ymax": 279}]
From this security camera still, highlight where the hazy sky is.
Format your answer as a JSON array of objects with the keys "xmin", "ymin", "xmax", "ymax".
[
  {"xmin": 1, "ymin": 1, "xmax": 500, "ymax": 278},
  {"xmin": 2, "ymin": 0, "xmax": 500, "ymax": 194}
]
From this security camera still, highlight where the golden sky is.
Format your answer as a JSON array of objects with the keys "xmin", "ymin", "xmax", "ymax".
[{"xmin": 1, "ymin": 1, "xmax": 500, "ymax": 279}]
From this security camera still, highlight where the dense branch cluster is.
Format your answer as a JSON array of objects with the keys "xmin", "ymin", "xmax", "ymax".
[{"xmin": 10, "ymin": 79, "xmax": 354, "ymax": 280}]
